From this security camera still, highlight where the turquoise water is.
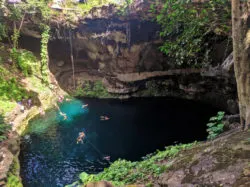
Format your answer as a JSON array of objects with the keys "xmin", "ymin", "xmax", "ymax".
[
  {"xmin": 25, "ymin": 100, "xmax": 88, "ymax": 134},
  {"xmin": 20, "ymin": 98, "xmax": 218, "ymax": 187}
]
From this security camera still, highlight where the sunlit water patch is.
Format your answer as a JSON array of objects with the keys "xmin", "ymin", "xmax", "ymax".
[{"xmin": 20, "ymin": 98, "xmax": 219, "ymax": 187}]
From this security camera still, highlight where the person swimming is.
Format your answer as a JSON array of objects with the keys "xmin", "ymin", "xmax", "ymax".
[
  {"xmin": 100, "ymin": 115, "xmax": 110, "ymax": 121},
  {"xmin": 76, "ymin": 132, "xmax": 85, "ymax": 144},
  {"xmin": 59, "ymin": 112, "xmax": 67, "ymax": 120},
  {"xmin": 82, "ymin": 104, "xmax": 88, "ymax": 108},
  {"xmin": 54, "ymin": 103, "xmax": 67, "ymax": 120},
  {"xmin": 103, "ymin": 156, "xmax": 110, "ymax": 161},
  {"xmin": 65, "ymin": 98, "xmax": 71, "ymax": 102}
]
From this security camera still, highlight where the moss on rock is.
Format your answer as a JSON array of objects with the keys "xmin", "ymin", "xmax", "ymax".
[{"xmin": 73, "ymin": 80, "xmax": 112, "ymax": 98}]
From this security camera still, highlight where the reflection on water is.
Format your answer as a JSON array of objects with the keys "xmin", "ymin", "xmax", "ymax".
[{"xmin": 20, "ymin": 98, "xmax": 218, "ymax": 187}]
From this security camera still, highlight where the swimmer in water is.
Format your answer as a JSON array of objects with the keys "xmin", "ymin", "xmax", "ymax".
[
  {"xmin": 82, "ymin": 104, "xmax": 88, "ymax": 108},
  {"xmin": 60, "ymin": 112, "xmax": 67, "ymax": 120},
  {"xmin": 65, "ymin": 98, "xmax": 71, "ymax": 102},
  {"xmin": 103, "ymin": 156, "xmax": 110, "ymax": 161},
  {"xmin": 77, "ymin": 132, "xmax": 85, "ymax": 144},
  {"xmin": 100, "ymin": 115, "xmax": 110, "ymax": 121}
]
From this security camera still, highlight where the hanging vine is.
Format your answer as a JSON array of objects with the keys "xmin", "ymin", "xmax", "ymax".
[
  {"xmin": 40, "ymin": 24, "xmax": 50, "ymax": 84},
  {"xmin": 11, "ymin": 28, "xmax": 19, "ymax": 49}
]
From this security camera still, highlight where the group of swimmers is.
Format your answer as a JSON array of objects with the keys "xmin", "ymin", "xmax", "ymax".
[
  {"xmin": 57, "ymin": 96, "xmax": 111, "ymax": 122},
  {"xmin": 56, "ymin": 95, "xmax": 71, "ymax": 120},
  {"xmin": 55, "ymin": 96, "xmax": 111, "ymax": 161}
]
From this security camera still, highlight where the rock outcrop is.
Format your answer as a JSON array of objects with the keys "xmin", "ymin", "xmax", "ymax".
[
  {"xmin": 156, "ymin": 129, "xmax": 250, "ymax": 187},
  {"xmin": 19, "ymin": 2, "xmax": 236, "ymax": 113},
  {"xmin": 0, "ymin": 131, "xmax": 21, "ymax": 186}
]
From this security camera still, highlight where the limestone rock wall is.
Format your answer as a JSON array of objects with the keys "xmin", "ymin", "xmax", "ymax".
[
  {"xmin": 48, "ymin": 16, "xmax": 169, "ymax": 74},
  {"xmin": 19, "ymin": 3, "xmax": 237, "ymax": 113}
]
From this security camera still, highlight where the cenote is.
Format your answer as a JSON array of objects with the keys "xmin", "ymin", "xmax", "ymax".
[{"xmin": 19, "ymin": 98, "xmax": 219, "ymax": 187}]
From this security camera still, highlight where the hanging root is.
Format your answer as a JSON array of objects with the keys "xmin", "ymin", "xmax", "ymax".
[
  {"xmin": 245, "ymin": 73, "xmax": 250, "ymax": 130},
  {"xmin": 245, "ymin": 105, "xmax": 250, "ymax": 130}
]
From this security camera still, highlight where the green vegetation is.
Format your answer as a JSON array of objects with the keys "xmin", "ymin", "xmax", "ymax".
[
  {"xmin": 116, "ymin": 0, "xmax": 133, "ymax": 16},
  {"xmin": 11, "ymin": 30, "xmax": 20, "ymax": 50},
  {"xmin": 156, "ymin": 0, "xmax": 231, "ymax": 66},
  {"xmin": 0, "ymin": 48, "xmax": 38, "ymax": 102},
  {"xmin": 0, "ymin": 23, "xmax": 7, "ymax": 41},
  {"xmin": 67, "ymin": 142, "xmax": 197, "ymax": 186},
  {"xmin": 73, "ymin": 80, "xmax": 111, "ymax": 98},
  {"xmin": 0, "ymin": 0, "xmax": 52, "ymax": 112},
  {"xmin": 206, "ymin": 111, "xmax": 225, "ymax": 140},
  {"xmin": 11, "ymin": 49, "xmax": 38, "ymax": 76},
  {"xmin": 8, "ymin": 4, "xmax": 22, "ymax": 49},
  {"xmin": 0, "ymin": 100, "xmax": 16, "ymax": 115},
  {"xmin": 5, "ymin": 0, "xmax": 51, "ymax": 49},
  {"xmin": 0, "ymin": 0, "xmax": 53, "ymax": 114},
  {"xmin": 76, "ymin": 0, "xmax": 117, "ymax": 13},
  {"xmin": 50, "ymin": 0, "xmax": 125, "ymax": 19},
  {"xmin": 0, "ymin": 46, "xmax": 42, "ymax": 115},
  {"xmin": 6, "ymin": 157, "xmax": 22, "ymax": 187},
  {"xmin": 0, "ymin": 115, "xmax": 11, "ymax": 142},
  {"xmin": 0, "ymin": 72, "xmax": 28, "ymax": 101},
  {"xmin": 40, "ymin": 24, "xmax": 50, "ymax": 83},
  {"xmin": 6, "ymin": 174, "xmax": 22, "ymax": 187}
]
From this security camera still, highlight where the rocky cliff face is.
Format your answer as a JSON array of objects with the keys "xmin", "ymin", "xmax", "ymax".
[
  {"xmin": 47, "ymin": 3, "xmax": 170, "ymax": 85},
  {"xmin": 0, "ymin": 132, "xmax": 21, "ymax": 186},
  {"xmin": 19, "ymin": 2, "xmax": 237, "ymax": 113},
  {"xmin": 156, "ymin": 129, "xmax": 250, "ymax": 187}
]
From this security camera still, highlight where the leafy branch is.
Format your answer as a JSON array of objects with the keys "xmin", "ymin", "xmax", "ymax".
[
  {"xmin": 40, "ymin": 24, "xmax": 50, "ymax": 83},
  {"xmin": 207, "ymin": 111, "xmax": 225, "ymax": 140}
]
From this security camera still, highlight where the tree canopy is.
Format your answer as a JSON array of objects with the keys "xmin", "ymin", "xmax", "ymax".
[{"xmin": 156, "ymin": 0, "xmax": 231, "ymax": 66}]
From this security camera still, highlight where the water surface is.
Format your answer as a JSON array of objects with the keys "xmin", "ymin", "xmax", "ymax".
[{"xmin": 20, "ymin": 98, "xmax": 218, "ymax": 187}]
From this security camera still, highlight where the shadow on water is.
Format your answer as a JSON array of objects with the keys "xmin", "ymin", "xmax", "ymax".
[{"xmin": 19, "ymin": 97, "xmax": 219, "ymax": 187}]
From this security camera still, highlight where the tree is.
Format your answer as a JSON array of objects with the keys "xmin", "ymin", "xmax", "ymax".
[
  {"xmin": 156, "ymin": 0, "xmax": 231, "ymax": 66},
  {"xmin": 231, "ymin": 0, "xmax": 250, "ymax": 130},
  {"xmin": 5, "ymin": 0, "xmax": 50, "ymax": 49}
]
